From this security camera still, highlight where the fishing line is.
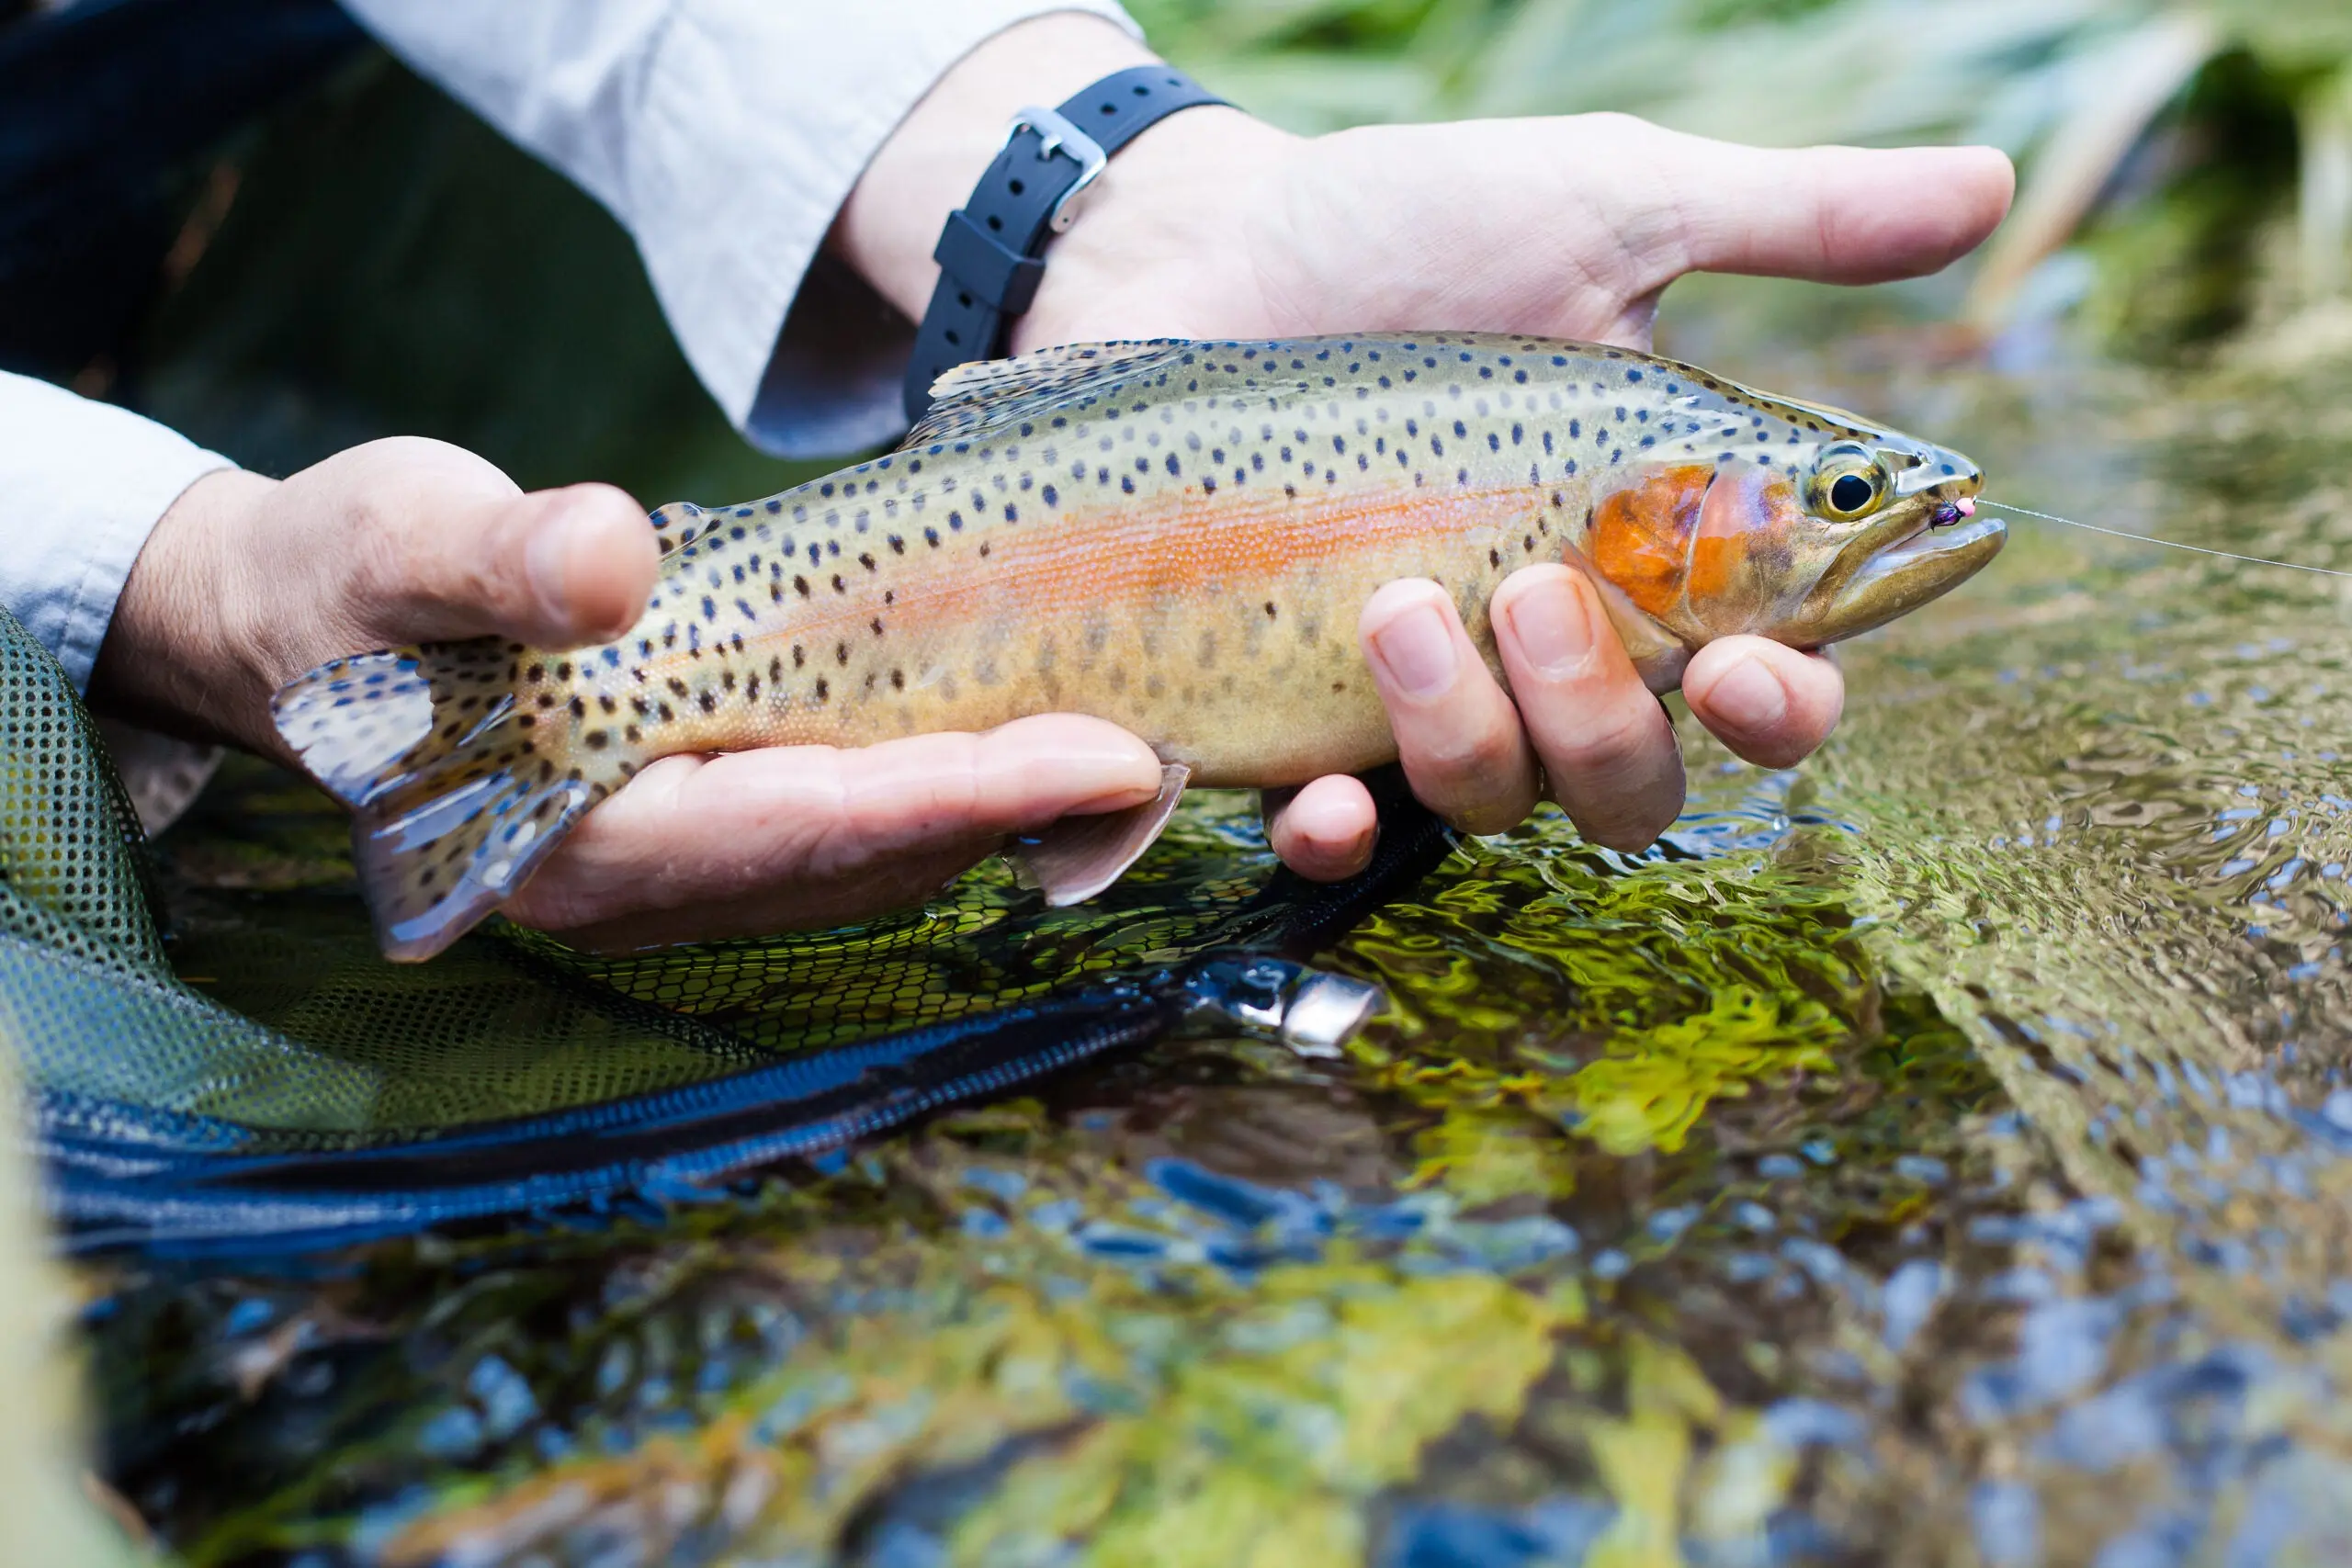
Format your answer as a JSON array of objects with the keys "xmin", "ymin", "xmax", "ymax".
[{"xmin": 1976, "ymin": 500, "xmax": 2352, "ymax": 581}]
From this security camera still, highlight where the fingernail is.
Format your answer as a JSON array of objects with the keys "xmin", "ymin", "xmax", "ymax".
[
  {"xmin": 1504, "ymin": 572, "xmax": 1597, "ymax": 678},
  {"xmin": 1705, "ymin": 656, "xmax": 1788, "ymax": 735},
  {"xmin": 1366, "ymin": 604, "xmax": 1458, "ymax": 699},
  {"xmin": 524, "ymin": 498, "xmax": 582, "ymax": 626}
]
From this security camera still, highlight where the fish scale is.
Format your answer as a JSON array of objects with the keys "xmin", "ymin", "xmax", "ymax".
[{"xmin": 270, "ymin": 333, "xmax": 2001, "ymax": 959}]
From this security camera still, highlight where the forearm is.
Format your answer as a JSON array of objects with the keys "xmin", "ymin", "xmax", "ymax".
[{"xmin": 87, "ymin": 468, "xmax": 282, "ymax": 751}]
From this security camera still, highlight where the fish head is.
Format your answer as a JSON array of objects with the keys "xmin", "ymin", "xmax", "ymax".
[
  {"xmin": 1580, "ymin": 392, "xmax": 2000, "ymax": 667},
  {"xmin": 1757, "ymin": 423, "xmax": 2001, "ymax": 648}
]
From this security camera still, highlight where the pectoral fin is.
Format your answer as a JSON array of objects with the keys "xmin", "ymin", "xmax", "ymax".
[
  {"xmin": 1561, "ymin": 544, "xmax": 1692, "ymax": 694},
  {"xmin": 1008, "ymin": 762, "xmax": 1192, "ymax": 906}
]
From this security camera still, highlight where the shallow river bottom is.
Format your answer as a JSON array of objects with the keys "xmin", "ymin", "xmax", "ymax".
[{"xmin": 82, "ymin": 339, "xmax": 2352, "ymax": 1568}]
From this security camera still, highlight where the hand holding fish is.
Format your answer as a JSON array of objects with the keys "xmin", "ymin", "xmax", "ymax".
[
  {"xmin": 834, "ymin": 13, "xmax": 2014, "ymax": 880},
  {"xmin": 92, "ymin": 439, "xmax": 1175, "ymax": 947},
  {"xmin": 90, "ymin": 15, "xmax": 2014, "ymax": 961}
]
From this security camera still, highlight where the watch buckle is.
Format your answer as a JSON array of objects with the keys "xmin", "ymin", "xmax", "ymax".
[{"xmin": 1001, "ymin": 105, "xmax": 1109, "ymax": 234}]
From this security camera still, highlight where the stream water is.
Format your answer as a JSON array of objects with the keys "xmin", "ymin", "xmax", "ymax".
[{"xmin": 74, "ymin": 327, "xmax": 2352, "ymax": 1567}]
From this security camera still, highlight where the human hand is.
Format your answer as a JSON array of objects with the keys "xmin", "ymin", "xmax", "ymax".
[
  {"xmin": 837, "ymin": 14, "xmax": 2014, "ymax": 874},
  {"xmin": 91, "ymin": 438, "xmax": 1167, "ymax": 947}
]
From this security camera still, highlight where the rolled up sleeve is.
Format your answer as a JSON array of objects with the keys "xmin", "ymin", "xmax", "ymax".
[{"xmin": 339, "ymin": 0, "xmax": 1140, "ymax": 459}]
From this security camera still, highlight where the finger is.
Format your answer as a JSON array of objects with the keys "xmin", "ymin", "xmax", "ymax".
[
  {"xmin": 1490, "ymin": 564, "xmax": 1685, "ymax": 851},
  {"xmin": 1681, "ymin": 636, "xmax": 1844, "ymax": 770},
  {"xmin": 324, "ymin": 437, "xmax": 658, "ymax": 649},
  {"xmin": 1359, "ymin": 580, "xmax": 1542, "ymax": 835},
  {"xmin": 503, "ymin": 714, "xmax": 1161, "ymax": 944},
  {"xmin": 413, "ymin": 484, "xmax": 657, "ymax": 649},
  {"xmin": 1264, "ymin": 774, "xmax": 1379, "ymax": 881},
  {"xmin": 1641, "ymin": 130, "xmax": 2015, "ymax": 287}
]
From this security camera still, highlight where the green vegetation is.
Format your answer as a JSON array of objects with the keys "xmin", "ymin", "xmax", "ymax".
[{"xmin": 1135, "ymin": 0, "xmax": 2352, "ymax": 351}]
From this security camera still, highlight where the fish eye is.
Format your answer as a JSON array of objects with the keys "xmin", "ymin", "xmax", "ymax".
[{"xmin": 1811, "ymin": 446, "xmax": 1888, "ymax": 520}]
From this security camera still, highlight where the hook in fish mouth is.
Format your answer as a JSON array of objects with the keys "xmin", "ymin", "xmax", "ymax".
[{"xmin": 1930, "ymin": 497, "xmax": 1978, "ymax": 528}]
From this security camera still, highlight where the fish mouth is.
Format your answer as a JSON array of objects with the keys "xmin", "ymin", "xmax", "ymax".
[{"xmin": 1812, "ymin": 511, "xmax": 2007, "ymax": 643}]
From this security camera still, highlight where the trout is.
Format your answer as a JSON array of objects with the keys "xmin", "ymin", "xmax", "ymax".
[{"xmin": 273, "ymin": 333, "xmax": 2001, "ymax": 960}]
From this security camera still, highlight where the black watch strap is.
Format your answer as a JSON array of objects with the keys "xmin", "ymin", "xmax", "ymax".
[{"xmin": 902, "ymin": 64, "xmax": 1226, "ymax": 423}]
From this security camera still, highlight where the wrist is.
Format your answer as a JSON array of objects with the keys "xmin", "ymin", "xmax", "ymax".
[
  {"xmin": 835, "ymin": 13, "xmax": 1160, "ymax": 321},
  {"xmin": 1008, "ymin": 102, "xmax": 1294, "ymax": 352},
  {"xmin": 88, "ymin": 467, "xmax": 285, "ymax": 755},
  {"xmin": 835, "ymin": 11, "xmax": 1296, "ymax": 347}
]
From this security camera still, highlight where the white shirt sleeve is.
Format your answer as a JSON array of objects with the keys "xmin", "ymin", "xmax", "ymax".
[
  {"xmin": 0, "ymin": 371, "xmax": 234, "ymax": 694},
  {"xmin": 0, "ymin": 374, "xmax": 236, "ymax": 835},
  {"xmin": 337, "ymin": 0, "xmax": 1143, "ymax": 460}
]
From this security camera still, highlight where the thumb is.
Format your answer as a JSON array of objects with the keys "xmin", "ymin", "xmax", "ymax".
[
  {"xmin": 1652, "ymin": 132, "xmax": 2016, "ymax": 287},
  {"xmin": 494, "ymin": 483, "xmax": 662, "ymax": 649},
  {"xmin": 345, "ymin": 471, "xmax": 658, "ymax": 651}
]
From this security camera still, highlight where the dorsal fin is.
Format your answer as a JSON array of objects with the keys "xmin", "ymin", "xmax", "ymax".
[{"xmin": 900, "ymin": 339, "xmax": 1197, "ymax": 450}]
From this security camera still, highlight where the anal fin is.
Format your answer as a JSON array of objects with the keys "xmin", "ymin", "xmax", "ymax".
[{"xmin": 1008, "ymin": 763, "xmax": 1191, "ymax": 907}]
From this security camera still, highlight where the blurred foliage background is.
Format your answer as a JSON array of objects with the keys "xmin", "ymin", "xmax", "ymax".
[
  {"xmin": 1128, "ymin": 0, "xmax": 2342, "ymax": 345},
  {"xmin": 1127, "ymin": 0, "xmax": 2352, "ymax": 356}
]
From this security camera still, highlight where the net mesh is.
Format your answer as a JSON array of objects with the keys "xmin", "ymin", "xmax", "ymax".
[
  {"xmin": 0, "ymin": 604, "xmax": 1395, "ymax": 1193},
  {"xmin": 0, "ymin": 630, "xmax": 168, "ymax": 978}
]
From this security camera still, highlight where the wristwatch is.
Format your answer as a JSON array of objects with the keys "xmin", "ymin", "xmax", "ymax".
[{"xmin": 902, "ymin": 63, "xmax": 1227, "ymax": 423}]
